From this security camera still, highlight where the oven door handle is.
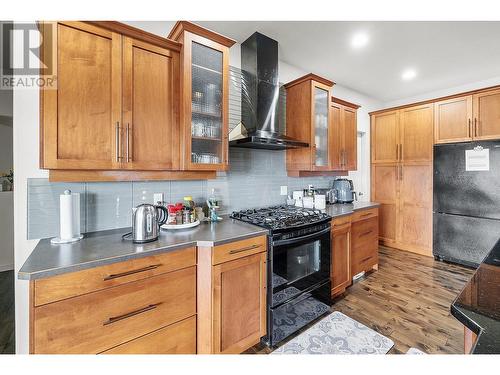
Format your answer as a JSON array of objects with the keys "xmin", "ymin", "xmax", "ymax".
[{"xmin": 272, "ymin": 226, "xmax": 331, "ymax": 247}]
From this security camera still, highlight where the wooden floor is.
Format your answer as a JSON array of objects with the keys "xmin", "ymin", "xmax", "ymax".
[
  {"xmin": 247, "ymin": 246, "xmax": 474, "ymax": 354},
  {"xmin": 0, "ymin": 270, "xmax": 15, "ymax": 354}
]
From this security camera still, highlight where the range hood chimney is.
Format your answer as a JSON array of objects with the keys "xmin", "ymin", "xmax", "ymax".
[{"xmin": 229, "ymin": 32, "xmax": 308, "ymax": 150}]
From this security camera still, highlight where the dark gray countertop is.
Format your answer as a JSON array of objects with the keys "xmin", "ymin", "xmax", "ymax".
[
  {"xmin": 325, "ymin": 201, "xmax": 380, "ymax": 218},
  {"xmin": 18, "ymin": 217, "xmax": 268, "ymax": 281},
  {"xmin": 18, "ymin": 202, "xmax": 380, "ymax": 281}
]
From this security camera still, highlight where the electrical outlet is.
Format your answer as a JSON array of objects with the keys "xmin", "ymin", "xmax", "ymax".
[
  {"xmin": 153, "ymin": 193, "xmax": 164, "ymax": 204},
  {"xmin": 280, "ymin": 186, "xmax": 288, "ymax": 196}
]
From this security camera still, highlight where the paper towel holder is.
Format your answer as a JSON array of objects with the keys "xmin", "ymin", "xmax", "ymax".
[{"xmin": 51, "ymin": 189, "xmax": 84, "ymax": 245}]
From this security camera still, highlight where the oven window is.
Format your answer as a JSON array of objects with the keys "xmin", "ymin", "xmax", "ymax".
[{"xmin": 284, "ymin": 240, "xmax": 321, "ymax": 284}]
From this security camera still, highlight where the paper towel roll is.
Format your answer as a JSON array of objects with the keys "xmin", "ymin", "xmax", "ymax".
[{"xmin": 60, "ymin": 190, "xmax": 75, "ymax": 240}]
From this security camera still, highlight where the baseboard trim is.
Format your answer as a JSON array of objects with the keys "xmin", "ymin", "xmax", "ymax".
[{"xmin": 0, "ymin": 263, "xmax": 14, "ymax": 272}]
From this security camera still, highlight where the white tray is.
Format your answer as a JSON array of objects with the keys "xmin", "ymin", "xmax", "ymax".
[{"xmin": 161, "ymin": 220, "xmax": 200, "ymax": 230}]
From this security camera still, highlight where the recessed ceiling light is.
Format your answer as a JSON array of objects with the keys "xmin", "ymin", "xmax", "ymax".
[
  {"xmin": 351, "ymin": 32, "xmax": 369, "ymax": 49},
  {"xmin": 402, "ymin": 69, "xmax": 417, "ymax": 81}
]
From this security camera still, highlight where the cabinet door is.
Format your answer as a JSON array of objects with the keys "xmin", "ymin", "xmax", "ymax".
[
  {"xmin": 330, "ymin": 102, "xmax": 343, "ymax": 170},
  {"xmin": 371, "ymin": 111, "xmax": 399, "ymax": 163},
  {"xmin": 331, "ymin": 224, "xmax": 351, "ymax": 296},
  {"xmin": 184, "ymin": 34, "xmax": 229, "ymax": 171},
  {"xmin": 371, "ymin": 164, "xmax": 398, "ymax": 243},
  {"xmin": 434, "ymin": 96, "xmax": 472, "ymax": 144},
  {"xmin": 212, "ymin": 252, "xmax": 267, "ymax": 354},
  {"xmin": 398, "ymin": 163, "xmax": 433, "ymax": 255},
  {"xmin": 41, "ymin": 22, "xmax": 122, "ymax": 170},
  {"xmin": 400, "ymin": 104, "xmax": 434, "ymax": 162},
  {"xmin": 122, "ymin": 37, "xmax": 180, "ymax": 170},
  {"xmin": 473, "ymin": 89, "xmax": 500, "ymax": 140},
  {"xmin": 343, "ymin": 106, "xmax": 358, "ymax": 170},
  {"xmin": 312, "ymin": 82, "xmax": 331, "ymax": 170}
]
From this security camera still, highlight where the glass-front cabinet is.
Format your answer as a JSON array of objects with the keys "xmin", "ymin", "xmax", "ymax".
[
  {"xmin": 313, "ymin": 85, "xmax": 330, "ymax": 169},
  {"xmin": 169, "ymin": 22, "xmax": 236, "ymax": 171}
]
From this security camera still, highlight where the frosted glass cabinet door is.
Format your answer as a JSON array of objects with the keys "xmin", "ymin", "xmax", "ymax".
[
  {"xmin": 190, "ymin": 42, "xmax": 224, "ymax": 166},
  {"xmin": 313, "ymin": 86, "xmax": 329, "ymax": 168}
]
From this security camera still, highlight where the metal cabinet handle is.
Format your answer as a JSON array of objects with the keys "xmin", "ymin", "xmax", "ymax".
[
  {"xmin": 229, "ymin": 244, "xmax": 261, "ymax": 255},
  {"xmin": 115, "ymin": 122, "xmax": 121, "ymax": 162},
  {"xmin": 474, "ymin": 118, "xmax": 478, "ymax": 137},
  {"xmin": 400, "ymin": 143, "xmax": 403, "ymax": 161},
  {"xmin": 468, "ymin": 119, "xmax": 472, "ymax": 138},
  {"xmin": 400, "ymin": 164, "xmax": 403, "ymax": 180},
  {"xmin": 360, "ymin": 255, "xmax": 373, "ymax": 263},
  {"xmin": 126, "ymin": 123, "xmax": 132, "ymax": 163},
  {"xmin": 360, "ymin": 212, "xmax": 372, "ymax": 218},
  {"xmin": 103, "ymin": 303, "xmax": 161, "ymax": 326},
  {"xmin": 103, "ymin": 264, "xmax": 162, "ymax": 281}
]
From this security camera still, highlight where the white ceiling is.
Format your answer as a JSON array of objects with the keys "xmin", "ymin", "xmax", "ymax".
[{"xmin": 126, "ymin": 21, "xmax": 500, "ymax": 102}]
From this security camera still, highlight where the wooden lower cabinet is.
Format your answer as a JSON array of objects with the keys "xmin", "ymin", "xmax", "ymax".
[
  {"xmin": 331, "ymin": 217, "xmax": 352, "ymax": 297},
  {"xmin": 331, "ymin": 209, "xmax": 379, "ymax": 297},
  {"xmin": 197, "ymin": 235, "xmax": 267, "ymax": 354},
  {"xmin": 102, "ymin": 316, "xmax": 196, "ymax": 354},
  {"xmin": 30, "ymin": 247, "xmax": 197, "ymax": 354},
  {"xmin": 351, "ymin": 216, "xmax": 379, "ymax": 276}
]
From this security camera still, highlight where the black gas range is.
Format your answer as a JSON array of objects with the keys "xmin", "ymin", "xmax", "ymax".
[{"xmin": 230, "ymin": 205, "xmax": 332, "ymax": 347}]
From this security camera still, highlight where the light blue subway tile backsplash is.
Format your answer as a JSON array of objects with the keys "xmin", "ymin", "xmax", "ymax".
[
  {"xmin": 26, "ymin": 148, "xmax": 338, "ymax": 239},
  {"xmin": 27, "ymin": 179, "xmax": 86, "ymax": 240},
  {"xmin": 86, "ymin": 182, "xmax": 133, "ymax": 232}
]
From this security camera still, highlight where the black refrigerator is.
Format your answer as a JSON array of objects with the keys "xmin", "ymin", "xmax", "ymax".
[{"xmin": 434, "ymin": 140, "xmax": 500, "ymax": 268}]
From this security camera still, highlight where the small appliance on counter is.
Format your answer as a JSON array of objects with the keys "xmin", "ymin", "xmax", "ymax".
[
  {"xmin": 51, "ymin": 189, "xmax": 83, "ymax": 244},
  {"xmin": 123, "ymin": 203, "xmax": 168, "ymax": 243},
  {"xmin": 332, "ymin": 178, "xmax": 357, "ymax": 204}
]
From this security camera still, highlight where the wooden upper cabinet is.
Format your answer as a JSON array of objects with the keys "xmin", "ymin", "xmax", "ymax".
[
  {"xmin": 434, "ymin": 95, "xmax": 472, "ymax": 144},
  {"xmin": 122, "ymin": 37, "xmax": 180, "ymax": 170},
  {"xmin": 331, "ymin": 98, "xmax": 359, "ymax": 171},
  {"xmin": 400, "ymin": 103, "xmax": 434, "ymax": 162},
  {"xmin": 473, "ymin": 88, "xmax": 500, "ymax": 140},
  {"xmin": 371, "ymin": 110, "xmax": 399, "ymax": 163},
  {"xmin": 168, "ymin": 22, "xmax": 236, "ymax": 172},
  {"xmin": 285, "ymin": 74, "xmax": 362, "ymax": 176},
  {"xmin": 41, "ymin": 22, "xmax": 122, "ymax": 170}
]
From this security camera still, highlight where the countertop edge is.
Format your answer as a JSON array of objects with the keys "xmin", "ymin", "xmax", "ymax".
[{"xmin": 18, "ymin": 229, "xmax": 269, "ymax": 281}]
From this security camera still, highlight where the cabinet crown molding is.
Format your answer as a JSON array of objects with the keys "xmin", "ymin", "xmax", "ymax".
[
  {"xmin": 332, "ymin": 97, "xmax": 361, "ymax": 109},
  {"xmin": 284, "ymin": 73, "xmax": 335, "ymax": 89},
  {"xmin": 168, "ymin": 21, "xmax": 236, "ymax": 47}
]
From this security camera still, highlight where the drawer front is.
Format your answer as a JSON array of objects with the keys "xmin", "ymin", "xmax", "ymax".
[
  {"xmin": 332, "ymin": 215, "xmax": 352, "ymax": 227},
  {"xmin": 352, "ymin": 208, "xmax": 379, "ymax": 222},
  {"xmin": 33, "ymin": 267, "xmax": 196, "ymax": 354},
  {"xmin": 351, "ymin": 249, "xmax": 378, "ymax": 276},
  {"xmin": 212, "ymin": 235, "xmax": 267, "ymax": 265},
  {"xmin": 101, "ymin": 316, "xmax": 196, "ymax": 354},
  {"xmin": 351, "ymin": 217, "xmax": 378, "ymax": 249},
  {"xmin": 34, "ymin": 247, "xmax": 196, "ymax": 306}
]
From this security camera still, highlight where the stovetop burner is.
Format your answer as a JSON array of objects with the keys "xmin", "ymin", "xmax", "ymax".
[{"xmin": 230, "ymin": 205, "xmax": 331, "ymax": 231}]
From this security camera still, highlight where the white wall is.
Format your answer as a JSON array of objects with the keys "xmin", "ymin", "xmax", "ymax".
[
  {"xmin": 381, "ymin": 75, "xmax": 500, "ymax": 109},
  {"xmin": 13, "ymin": 22, "xmax": 49, "ymax": 354}
]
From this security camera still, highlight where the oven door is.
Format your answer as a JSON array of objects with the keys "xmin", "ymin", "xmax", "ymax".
[{"xmin": 270, "ymin": 226, "xmax": 331, "ymax": 307}]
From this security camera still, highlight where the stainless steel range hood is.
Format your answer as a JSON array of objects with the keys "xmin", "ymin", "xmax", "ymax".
[{"xmin": 229, "ymin": 32, "xmax": 308, "ymax": 150}]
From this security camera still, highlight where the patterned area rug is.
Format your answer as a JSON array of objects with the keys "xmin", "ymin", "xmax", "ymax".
[
  {"xmin": 272, "ymin": 311, "xmax": 394, "ymax": 354},
  {"xmin": 406, "ymin": 347, "xmax": 426, "ymax": 354}
]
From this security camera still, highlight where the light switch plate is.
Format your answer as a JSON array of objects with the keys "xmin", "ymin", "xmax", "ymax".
[
  {"xmin": 153, "ymin": 193, "xmax": 164, "ymax": 204},
  {"xmin": 280, "ymin": 186, "xmax": 288, "ymax": 196}
]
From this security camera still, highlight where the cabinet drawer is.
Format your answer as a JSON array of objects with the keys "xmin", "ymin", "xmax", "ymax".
[
  {"xmin": 352, "ymin": 208, "xmax": 379, "ymax": 222},
  {"xmin": 34, "ymin": 247, "xmax": 196, "ymax": 306},
  {"xmin": 332, "ymin": 215, "xmax": 352, "ymax": 227},
  {"xmin": 33, "ymin": 267, "xmax": 196, "ymax": 354},
  {"xmin": 212, "ymin": 235, "xmax": 267, "ymax": 265},
  {"xmin": 101, "ymin": 316, "xmax": 196, "ymax": 354},
  {"xmin": 351, "ymin": 217, "xmax": 378, "ymax": 248}
]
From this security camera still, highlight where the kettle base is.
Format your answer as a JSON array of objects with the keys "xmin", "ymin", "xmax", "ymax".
[{"xmin": 132, "ymin": 237, "xmax": 158, "ymax": 244}]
